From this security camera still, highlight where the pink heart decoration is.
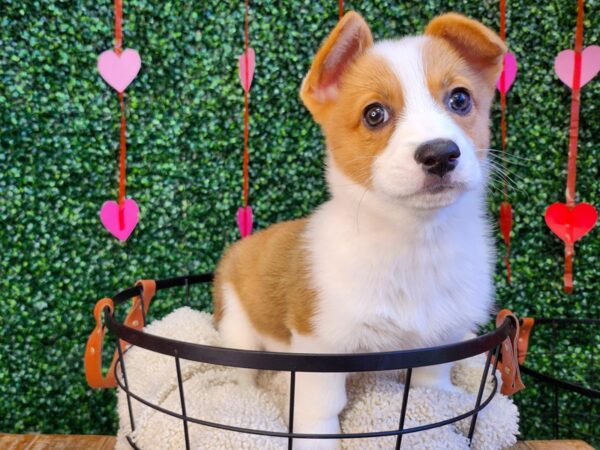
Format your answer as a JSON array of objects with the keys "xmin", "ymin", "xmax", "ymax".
[
  {"xmin": 496, "ymin": 51, "xmax": 518, "ymax": 94},
  {"xmin": 100, "ymin": 199, "xmax": 140, "ymax": 241},
  {"xmin": 554, "ymin": 46, "xmax": 600, "ymax": 89},
  {"xmin": 98, "ymin": 49, "xmax": 142, "ymax": 93},
  {"xmin": 236, "ymin": 206, "xmax": 254, "ymax": 238},
  {"xmin": 544, "ymin": 202, "xmax": 597, "ymax": 244},
  {"xmin": 238, "ymin": 47, "xmax": 256, "ymax": 93}
]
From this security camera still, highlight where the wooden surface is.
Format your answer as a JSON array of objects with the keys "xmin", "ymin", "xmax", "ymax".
[
  {"xmin": 0, "ymin": 433, "xmax": 116, "ymax": 450},
  {"xmin": 509, "ymin": 441, "xmax": 595, "ymax": 449},
  {"xmin": 0, "ymin": 433, "xmax": 595, "ymax": 449}
]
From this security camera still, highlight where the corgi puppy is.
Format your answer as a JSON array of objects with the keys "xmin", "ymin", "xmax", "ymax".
[{"xmin": 213, "ymin": 12, "xmax": 506, "ymax": 450}]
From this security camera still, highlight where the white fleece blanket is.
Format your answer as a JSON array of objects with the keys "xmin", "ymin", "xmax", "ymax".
[{"xmin": 115, "ymin": 307, "xmax": 518, "ymax": 450}]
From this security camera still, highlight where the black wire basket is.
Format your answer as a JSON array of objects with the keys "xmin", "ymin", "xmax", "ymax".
[
  {"xmin": 85, "ymin": 273, "xmax": 517, "ymax": 450},
  {"xmin": 518, "ymin": 317, "xmax": 600, "ymax": 447}
]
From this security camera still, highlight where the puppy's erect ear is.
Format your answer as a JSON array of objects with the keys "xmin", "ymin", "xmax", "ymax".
[
  {"xmin": 300, "ymin": 12, "xmax": 373, "ymax": 122},
  {"xmin": 425, "ymin": 13, "xmax": 507, "ymax": 86}
]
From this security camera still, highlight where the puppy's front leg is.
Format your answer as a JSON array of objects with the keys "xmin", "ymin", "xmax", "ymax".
[
  {"xmin": 411, "ymin": 362, "xmax": 461, "ymax": 393},
  {"xmin": 289, "ymin": 334, "xmax": 347, "ymax": 450},
  {"xmin": 292, "ymin": 371, "xmax": 347, "ymax": 450}
]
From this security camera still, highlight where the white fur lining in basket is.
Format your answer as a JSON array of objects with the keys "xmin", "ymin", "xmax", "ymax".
[{"xmin": 115, "ymin": 307, "xmax": 519, "ymax": 450}]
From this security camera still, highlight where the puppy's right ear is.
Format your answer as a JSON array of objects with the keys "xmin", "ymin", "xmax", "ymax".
[{"xmin": 300, "ymin": 12, "xmax": 373, "ymax": 123}]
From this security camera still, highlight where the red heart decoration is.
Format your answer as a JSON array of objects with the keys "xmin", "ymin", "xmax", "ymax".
[
  {"xmin": 544, "ymin": 202, "xmax": 597, "ymax": 244},
  {"xmin": 499, "ymin": 201, "xmax": 513, "ymax": 246}
]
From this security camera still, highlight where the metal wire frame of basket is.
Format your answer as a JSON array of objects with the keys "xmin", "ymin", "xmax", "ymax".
[
  {"xmin": 95, "ymin": 273, "xmax": 515, "ymax": 450},
  {"xmin": 518, "ymin": 317, "xmax": 600, "ymax": 446}
]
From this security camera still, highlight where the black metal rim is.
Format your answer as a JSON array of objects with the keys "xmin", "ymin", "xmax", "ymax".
[
  {"xmin": 520, "ymin": 365, "xmax": 600, "ymax": 399},
  {"xmin": 104, "ymin": 273, "xmax": 513, "ymax": 372}
]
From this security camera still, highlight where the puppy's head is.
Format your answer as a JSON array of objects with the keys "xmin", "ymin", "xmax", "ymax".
[{"xmin": 301, "ymin": 12, "xmax": 506, "ymax": 210}]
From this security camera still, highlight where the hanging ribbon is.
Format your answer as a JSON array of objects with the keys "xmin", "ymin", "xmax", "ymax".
[
  {"xmin": 118, "ymin": 92, "xmax": 127, "ymax": 228},
  {"xmin": 496, "ymin": 0, "xmax": 518, "ymax": 284},
  {"xmin": 98, "ymin": 0, "xmax": 141, "ymax": 241},
  {"xmin": 563, "ymin": 0, "xmax": 585, "ymax": 293},
  {"xmin": 545, "ymin": 0, "xmax": 598, "ymax": 293},
  {"xmin": 115, "ymin": 0, "xmax": 126, "ymax": 227},
  {"xmin": 242, "ymin": 0, "xmax": 251, "ymax": 209},
  {"xmin": 338, "ymin": 0, "xmax": 344, "ymax": 19},
  {"xmin": 236, "ymin": 0, "xmax": 255, "ymax": 238}
]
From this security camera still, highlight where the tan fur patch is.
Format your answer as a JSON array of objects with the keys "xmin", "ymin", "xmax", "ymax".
[
  {"xmin": 322, "ymin": 52, "xmax": 403, "ymax": 187},
  {"xmin": 422, "ymin": 37, "xmax": 496, "ymax": 158},
  {"xmin": 213, "ymin": 219, "xmax": 316, "ymax": 344},
  {"xmin": 425, "ymin": 13, "xmax": 506, "ymax": 87}
]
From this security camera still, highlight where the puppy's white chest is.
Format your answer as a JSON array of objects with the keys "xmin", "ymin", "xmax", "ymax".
[
  {"xmin": 339, "ymin": 258, "xmax": 469, "ymax": 351},
  {"xmin": 306, "ymin": 197, "xmax": 492, "ymax": 353}
]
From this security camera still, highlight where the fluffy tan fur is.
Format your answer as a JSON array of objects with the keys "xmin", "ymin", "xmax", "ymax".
[{"xmin": 213, "ymin": 219, "xmax": 316, "ymax": 344}]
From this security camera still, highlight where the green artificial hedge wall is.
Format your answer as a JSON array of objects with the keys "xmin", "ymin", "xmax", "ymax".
[{"xmin": 1, "ymin": 0, "xmax": 598, "ymax": 443}]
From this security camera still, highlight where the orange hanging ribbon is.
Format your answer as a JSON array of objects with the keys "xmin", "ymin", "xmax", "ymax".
[
  {"xmin": 499, "ymin": 0, "xmax": 507, "ymax": 197},
  {"xmin": 114, "ymin": 0, "xmax": 127, "ymax": 230},
  {"xmin": 563, "ymin": 0, "xmax": 585, "ymax": 293},
  {"xmin": 338, "ymin": 0, "xmax": 344, "ymax": 19},
  {"xmin": 114, "ymin": 0, "xmax": 122, "ymax": 52},
  {"xmin": 498, "ymin": 0, "xmax": 512, "ymax": 284}
]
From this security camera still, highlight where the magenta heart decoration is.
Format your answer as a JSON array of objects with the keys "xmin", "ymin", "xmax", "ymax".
[
  {"xmin": 100, "ymin": 199, "xmax": 140, "ymax": 241},
  {"xmin": 496, "ymin": 51, "xmax": 518, "ymax": 94},
  {"xmin": 238, "ymin": 47, "xmax": 256, "ymax": 93},
  {"xmin": 98, "ymin": 49, "xmax": 142, "ymax": 93},
  {"xmin": 544, "ymin": 202, "xmax": 597, "ymax": 244},
  {"xmin": 236, "ymin": 206, "xmax": 254, "ymax": 238},
  {"xmin": 554, "ymin": 46, "xmax": 600, "ymax": 89}
]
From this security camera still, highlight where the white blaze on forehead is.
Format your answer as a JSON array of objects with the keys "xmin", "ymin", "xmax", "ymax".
[
  {"xmin": 372, "ymin": 37, "xmax": 438, "ymax": 115},
  {"xmin": 371, "ymin": 36, "xmax": 458, "ymax": 139}
]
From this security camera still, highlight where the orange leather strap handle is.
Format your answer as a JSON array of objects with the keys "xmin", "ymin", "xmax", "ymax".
[
  {"xmin": 495, "ymin": 309, "xmax": 525, "ymax": 396},
  {"xmin": 84, "ymin": 298, "xmax": 116, "ymax": 388},
  {"xmin": 84, "ymin": 280, "xmax": 157, "ymax": 389},
  {"xmin": 122, "ymin": 279, "xmax": 157, "ymax": 330},
  {"xmin": 518, "ymin": 317, "xmax": 535, "ymax": 364}
]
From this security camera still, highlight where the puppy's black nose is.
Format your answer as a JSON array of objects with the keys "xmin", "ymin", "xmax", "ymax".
[{"xmin": 414, "ymin": 139, "xmax": 461, "ymax": 177}]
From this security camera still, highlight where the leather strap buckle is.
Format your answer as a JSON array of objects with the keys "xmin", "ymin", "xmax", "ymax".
[{"xmin": 495, "ymin": 309, "xmax": 526, "ymax": 396}]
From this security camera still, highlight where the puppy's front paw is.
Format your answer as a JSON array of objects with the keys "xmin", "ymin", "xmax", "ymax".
[{"xmin": 411, "ymin": 363, "xmax": 465, "ymax": 394}]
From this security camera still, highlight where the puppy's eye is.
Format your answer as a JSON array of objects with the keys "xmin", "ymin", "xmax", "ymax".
[
  {"xmin": 447, "ymin": 88, "xmax": 472, "ymax": 115},
  {"xmin": 363, "ymin": 103, "xmax": 390, "ymax": 129}
]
